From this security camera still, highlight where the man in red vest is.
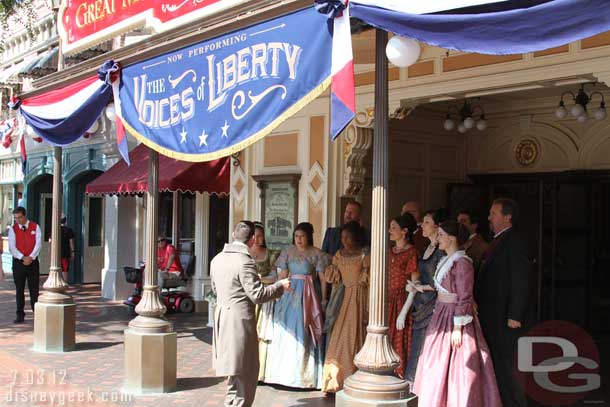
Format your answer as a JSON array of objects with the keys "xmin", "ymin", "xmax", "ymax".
[{"xmin": 8, "ymin": 207, "xmax": 42, "ymax": 323}]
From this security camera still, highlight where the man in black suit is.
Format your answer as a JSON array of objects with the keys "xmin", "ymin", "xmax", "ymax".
[
  {"xmin": 321, "ymin": 200, "xmax": 370, "ymax": 256},
  {"xmin": 475, "ymin": 197, "xmax": 530, "ymax": 407}
]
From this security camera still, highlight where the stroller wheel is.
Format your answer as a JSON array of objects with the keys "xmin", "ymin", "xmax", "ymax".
[{"xmin": 178, "ymin": 297, "xmax": 195, "ymax": 313}]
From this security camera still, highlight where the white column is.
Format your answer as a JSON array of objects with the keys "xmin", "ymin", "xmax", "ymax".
[
  {"xmin": 101, "ymin": 196, "xmax": 137, "ymax": 300},
  {"xmin": 101, "ymin": 195, "xmax": 119, "ymax": 300},
  {"xmin": 194, "ymin": 192, "xmax": 212, "ymax": 317},
  {"xmin": 171, "ymin": 191, "xmax": 179, "ymax": 244}
]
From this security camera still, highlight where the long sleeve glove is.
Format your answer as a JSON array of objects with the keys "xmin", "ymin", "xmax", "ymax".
[{"xmin": 396, "ymin": 290, "xmax": 416, "ymax": 331}]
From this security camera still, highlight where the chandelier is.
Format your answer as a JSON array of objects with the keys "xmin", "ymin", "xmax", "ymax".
[
  {"xmin": 443, "ymin": 99, "xmax": 487, "ymax": 134},
  {"xmin": 555, "ymin": 83, "xmax": 606, "ymax": 123}
]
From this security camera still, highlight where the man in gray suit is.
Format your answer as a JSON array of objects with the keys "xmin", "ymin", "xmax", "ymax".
[{"xmin": 211, "ymin": 220, "xmax": 290, "ymax": 407}]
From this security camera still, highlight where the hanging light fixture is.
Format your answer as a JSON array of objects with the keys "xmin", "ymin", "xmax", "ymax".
[
  {"xmin": 555, "ymin": 83, "xmax": 606, "ymax": 123},
  {"xmin": 442, "ymin": 99, "xmax": 487, "ymax": 134}
]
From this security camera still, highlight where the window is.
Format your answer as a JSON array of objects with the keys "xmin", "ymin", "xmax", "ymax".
[
  {"xmin": 88, "ymin": 197, "xmax": 103, "ymax": 247},
  {"xmin": 180, "ymin": 192, "xmax": 195, "ymax": 240},
  {"xmin": 158, "ymin": 192, "xmax": 173, "ymax": 239},
  {"xmin": 0, "ymin": 185, "xmax": 14, "ymax": 237}
]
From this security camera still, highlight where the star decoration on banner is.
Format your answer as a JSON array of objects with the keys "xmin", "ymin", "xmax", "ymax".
[
  {"xmin": 180, "ymin": 127, "xmax": 188, "ymax": 144},
  {"xmin": 199, "ymin": 129, "xmax": 209, "ymax": 147},
  {"xmin": 221, "ymin": 120, "xmax": 230, "ymax": 138}
]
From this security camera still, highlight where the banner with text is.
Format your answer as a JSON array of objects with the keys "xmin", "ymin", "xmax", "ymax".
[
  {"xmin": 118, "ymin": 7, "xmax": 332, "ymax": 162},
  {"xmin": 59, "ymin": 0, "xmax": 248, "ymax": 55}
]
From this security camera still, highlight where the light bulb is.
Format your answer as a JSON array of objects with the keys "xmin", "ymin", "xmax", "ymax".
[
  {"xmin": 385, "ymin": 36, "xmax": 421, "ymax": 67},
  {"xmin": 443, "ymin": 118, "xmax": 455, "ymax": 131},
  {"xmin": 571, "ymin": 104, "xmax": 585, "ymax": 117},
  {"xmin": 595, "ymin": 106, "xmax": 607, "ymax": 121},
  {"xmin": 105, "ymin": 103, "xmax": 116, "ymax": 121},
  {"xmin": 577, "ymin": 114, "xmax": 588, "ymax": 124},
  {"xmin": 555, "ymin": 105, "xmax": 568, "ymax": 119},
  {"xmin": 476, "ymin": 119, "xmax": 488, "ymax": 131},
  {"xmin": 463, "ymin": 116, "xmax": 475, "ymax": 129},
  {"xmin": 457, "ymin": 123, "xmax": 467, "ymax": 134}
]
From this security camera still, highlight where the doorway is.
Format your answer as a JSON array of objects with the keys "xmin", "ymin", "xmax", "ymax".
[
  {"xmin": 26, "ymin": 174, "xmax": 53, "ymax": 276},
  {"xmin": 68, "ymin": 170, "xmax": 103, "ymax": 284},
  {"xmin": 452, "ymin": 171, "xmax": 610, "ymax": 336}
]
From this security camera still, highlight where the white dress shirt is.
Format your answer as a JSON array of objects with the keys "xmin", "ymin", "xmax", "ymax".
[
  {"xmin": 8, "ymin": 221, "xmax": 42, "ymax": 260},
  {"xmin": 493, "ymin": 226, "xmax": 512, "ymax": 239}
]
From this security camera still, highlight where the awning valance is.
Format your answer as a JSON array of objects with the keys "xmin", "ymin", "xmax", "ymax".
[
  {"xmin": 85, "ymin": 144, "xmax": 230, "ymax": 196},
  {"xmin": 18, "ymin": 48, "xmax": 58, "ymax": 79}
]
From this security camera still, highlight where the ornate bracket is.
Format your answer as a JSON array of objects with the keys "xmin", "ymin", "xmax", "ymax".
[{"xmin": 342, "ymin": 120, "xmax": 373, "ymax": 197}]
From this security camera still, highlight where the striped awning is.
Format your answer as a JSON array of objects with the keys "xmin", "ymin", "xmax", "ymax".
[
  {"xmin": 0, "ymin": 58, "xmax": 32, "ymax": 84},
  {"xmin": 18, "ymin": 48, "xmax": 58, "ymax": 79}
]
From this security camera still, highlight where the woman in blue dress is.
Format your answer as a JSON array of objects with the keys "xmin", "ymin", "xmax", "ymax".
[{"xmin": 264, "ymin": 222, "xmax": 329, "ymax": 389}]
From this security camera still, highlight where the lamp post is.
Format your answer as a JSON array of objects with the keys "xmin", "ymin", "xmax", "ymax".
[
  {"xmin": 337, "ymin": 29, "xmax": 414, "ymax": 406},
  {"xmin": 33, "ymin": 0, "xmax": 75, "ymax": 353},
  {"xmin": 123, "ymin": 149, "xmax": 177, "ymax": 393}
]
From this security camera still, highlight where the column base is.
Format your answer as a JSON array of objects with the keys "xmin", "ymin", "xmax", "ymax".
[
  {"xmin": 194, "ymin": 300, "xmax": 206, "ymax": 313},
  {"xmin": 124, "ymin": 328, "xmax": 177, "ymax": 394},
  {"xmin": 33, "ymin": 302, "xmax": 76, "ymax": 353},
  {"xmin": 337, "ymin": 390, "xmax": 417, "ymax": 407},
  {"xmin": 343, "ymin": 371, "xmax": 413, "ymax": 402}
]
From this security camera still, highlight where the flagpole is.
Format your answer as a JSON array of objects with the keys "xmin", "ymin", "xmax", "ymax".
[{"xmin": 33, "ymin": 0, "xmax": 76, "ymax": 353}]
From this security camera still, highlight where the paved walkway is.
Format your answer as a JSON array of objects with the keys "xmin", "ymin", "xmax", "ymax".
[{"xmin": 0, "ymin": 278, "xmax": 333, "ymax": 407}]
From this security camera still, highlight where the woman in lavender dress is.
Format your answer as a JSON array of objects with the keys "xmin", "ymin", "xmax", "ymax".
[{"xmin": 413, "ymin": 220, "xmax": 501, "ymax": 407}]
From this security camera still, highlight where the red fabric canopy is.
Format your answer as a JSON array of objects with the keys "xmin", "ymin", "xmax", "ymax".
[{"xmin": 86, "ymin": 144, "xmax": 230, "ymax": 195}]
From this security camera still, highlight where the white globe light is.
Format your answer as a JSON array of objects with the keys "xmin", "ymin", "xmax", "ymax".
[
  {"xmin": 105, "ymin": 103, "xmax": 116, "ymax": 121},
  {"xmin": 555, "ymin": 106, "xmax": 568, "ymax": 119},
  {"xmin": 476, "ymin": 119, "xmax": 488, "ymax": 131},
  {"xmin": 457, "ymin": 123, "xmax": 467, "ymax": 134},
  {"xmin": 595, "ymin": 107, "xmax": 607, "ymax": 121},
  {"xmin": 87, "ymin": 119, "xmax": 99, "ymax": 134},
  {"xmin": 571, "ymin": 104, "xmax": 585, "ymax": 117},
  {"xmin": 443, "ymin": 118, "xmax": 455, "ymax": 131},
  {"xmin": 463, "ymin": 116, "xmax": 475, "ymax": 129},
  {"xmin": 385, "ymin": 36, "xmax": 421, "ymax": 68},
  {"xmin": 577, "ymin": 113, "xmax": 588, "ymax": 124}
]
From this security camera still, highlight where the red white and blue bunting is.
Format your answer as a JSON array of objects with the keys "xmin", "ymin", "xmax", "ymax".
[{"xmin": 8, "ymin": 0, "xmax": 610, "ymax": 163}]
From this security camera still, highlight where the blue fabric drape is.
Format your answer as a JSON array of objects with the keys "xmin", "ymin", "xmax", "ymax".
[{"xmin": 350, "ymin": 0, "xmax": 610, "ymax": 55}]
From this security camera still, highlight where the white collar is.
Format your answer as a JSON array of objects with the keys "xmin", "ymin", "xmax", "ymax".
[
  {"xmin": 469, "ymin": 233, "xmax": 477, "ymax": 240},
  {"xmin": 433, "ymin": 250, "xmax": 471, "ymax": 292},
  {"xmin": 493, "ymin": 226, "xmax": 512, "ymax": 239},
  {"xmin": 18, "ymin": 221, "xmax": 29, "ymax": 229}
]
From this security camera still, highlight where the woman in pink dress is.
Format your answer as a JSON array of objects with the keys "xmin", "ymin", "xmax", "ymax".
[{"xmin": 413, "ymin": 220, "xmax": 502, "ymax": 407}]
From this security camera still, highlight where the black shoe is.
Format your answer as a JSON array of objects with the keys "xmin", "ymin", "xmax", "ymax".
[{"xmin": 14, "ymin": 316, "xmax": 24, "ymax": 324}]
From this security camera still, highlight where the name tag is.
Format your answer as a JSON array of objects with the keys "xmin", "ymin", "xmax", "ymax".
[{"xmin": 31, "ymin": 231, "xmax": 36, "ymax": 235}]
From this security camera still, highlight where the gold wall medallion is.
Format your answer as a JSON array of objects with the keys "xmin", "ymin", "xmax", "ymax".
[{"xmin": 515, "ymin": 139, "xmax": 539, "ymax": 167}]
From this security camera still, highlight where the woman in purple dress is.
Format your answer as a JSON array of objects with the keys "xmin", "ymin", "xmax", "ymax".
[{"xmin": 413, "ymin": 220, "xmax": 502, "ymax": 407}]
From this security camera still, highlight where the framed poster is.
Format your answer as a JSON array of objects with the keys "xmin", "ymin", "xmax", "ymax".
[{"xmin": 253, "ymin": 174, "xmax": 300, "ymax": 251}]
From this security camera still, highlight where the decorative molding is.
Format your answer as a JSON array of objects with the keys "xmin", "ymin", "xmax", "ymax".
[
  {"xmin": 593, "ymin": 71, "xmax": 610, "ymax": 86},
  {"xmin": 342, "ymin": 123, "xmax": 373, "ymax": 197},
  {"xmin": 354, "ymin": 108, "xmax": 375, "ymax": 128},
  {"xmin": 230, "ymin": 161, "xmax": 247, "ymax": 205},
  {"xmin": 307, "ymin": 160, "xmax": 325, "ymax": 206},
  {"xmin": 514, "ymin": 138, "xmax": 540, "ymax": 167}
]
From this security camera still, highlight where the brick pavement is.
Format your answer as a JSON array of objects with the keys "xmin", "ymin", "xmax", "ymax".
[{"xmin": 0, "ymin": 278, "xmax": 334, "ymax": 407}]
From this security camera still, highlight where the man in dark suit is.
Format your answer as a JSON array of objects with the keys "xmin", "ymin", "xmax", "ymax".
[
  {"xmin": 475, "ymin": 198, "xmax": 530, "ymax": 407},
  {"xmin": 321, "ymin": 200, "xmax": 370, "ymax": 256},
  {"xmin": 457, "ymin": 209, "xmax": 489, "ymax": 274}
]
